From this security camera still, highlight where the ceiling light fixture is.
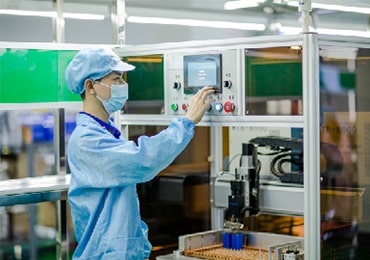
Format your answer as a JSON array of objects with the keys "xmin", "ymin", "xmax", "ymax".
[
  {"xmin": 316, "ymin": 28, "xmax": 370, "ymax": 38},
  {"xmin": 287, "ymin": 1, "xmax": 370, "ymax": 15},
  {"xmin": 224, "ymin": 0, "xmax": 267, "ymax": 10},
  {"xmin": 127, "ymin": 16, "xmax": 266, "ymax": 31},
  {"xmin": 225, "ymin": 0, "xmax": 370, "ymax": 14},
  {"xmin": 279, "ymin": 26, "xmax": 370, "ymax": 38},
  {"xmin": 0, "ymin": 9, "xmax": 105, "ymax": 20}
]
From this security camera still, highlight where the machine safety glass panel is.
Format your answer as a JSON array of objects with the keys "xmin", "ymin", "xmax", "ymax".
[
  {"xmin": 245, "ymin": 46, "xmax": 303, "ymax": 116},
  {"xmin": 222, "ymin": 125, "xmax": 304, "ymax": 218},
  {"xmin": 127, "ymin": 124, "xmax": 211, "ymax": 257},
  {"xmin": 0, "ymin": 48, "xmax": 79, "ymax": 104},
  {"xmin": 213, "ymin": 125, "xmax": 304, "ymax": 259},
  {"xmin": 121, "ymin": 55, "xmax": 164, "ymax": 115},
  {"xmin": 319, "ymin": 44, "xmax": 370, "ymax": 259}
]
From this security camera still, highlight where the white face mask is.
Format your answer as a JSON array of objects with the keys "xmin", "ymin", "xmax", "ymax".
[{"xmin": 95, "ymin": 82, "xmax": 129, "ymax": 114}]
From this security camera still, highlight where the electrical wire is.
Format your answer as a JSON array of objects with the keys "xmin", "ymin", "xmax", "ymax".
[
  {"xmin": 270, "ymin": 151, "xmax": 303, "ymax": 177},
  {"xmin": 224, "ymin": 153, "xmax": 241, "ymax": 172}
]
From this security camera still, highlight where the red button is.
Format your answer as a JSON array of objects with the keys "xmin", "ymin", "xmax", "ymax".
[
  {"xmin": 224, "ymin": 101, "xmax": 235, "ymax": 113},
  {"xmin": 182, "ymin": 104, "xmax": 188, "ymax": 110}
]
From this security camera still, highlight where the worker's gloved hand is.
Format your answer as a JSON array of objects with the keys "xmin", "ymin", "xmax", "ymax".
[{"xmin": 185, "ymin": 86, "xmax": 215, "ymax": 124}]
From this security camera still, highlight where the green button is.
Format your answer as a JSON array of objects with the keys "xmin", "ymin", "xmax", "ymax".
[{"xmin": 171, "ymin": 103, "xmax": 178, "ymax": 111}]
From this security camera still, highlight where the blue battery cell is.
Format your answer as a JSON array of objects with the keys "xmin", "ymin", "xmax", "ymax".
[
  {"xmin": 231, "ymin": 233, "xmax": 244, "ymax": 250},
  {"xmin": 222, "ymin": 232, "xmax": 231, "ymax": 249}
]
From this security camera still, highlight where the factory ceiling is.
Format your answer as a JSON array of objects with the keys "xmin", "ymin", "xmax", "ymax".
[{"xmin": 1, "ymin": 0, "xmax": 369, "ymax": 38}]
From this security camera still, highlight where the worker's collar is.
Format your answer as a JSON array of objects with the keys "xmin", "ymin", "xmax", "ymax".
[{"xmin": 79, "ymin": 112, "xmax": 121, "ymax": 139}]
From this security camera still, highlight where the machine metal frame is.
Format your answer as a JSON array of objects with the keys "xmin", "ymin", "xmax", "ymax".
[
  {"xmin": 117, "ymin": 33, "xmax": 370, "ymax": 259},
  {"xmin": 2, "ymin": 31, "xmax": 370, "ymax": 259},
  {"xmin": 117, "ymin": 34, "xmax": 309, "ymax": 259}
]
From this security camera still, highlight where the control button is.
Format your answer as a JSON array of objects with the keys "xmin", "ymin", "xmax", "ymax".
[
  {"xmin": 171, "ymin": 103, "xmax": 178, "ymax": 111},
  {"xmin": 224, "ymin": 80, "xmax": 232, "ymax": 88},
  {"xmin": 182, "ymin": 103, "xmax": 188, "ymax": 111},
  {"xmin": 207, "ymin": 104, "xmax": 212, "ymax": 112},
  {"xmin": 224, "ymin": 101, "xmax": 235, "ymax": 113},
  {"xmin": 214, "ymin": 103, "xmax": 223, "ymax": 112},
  {"xmin": 173, "ymin": 81, "xmax": 181, "ymax": 90}
]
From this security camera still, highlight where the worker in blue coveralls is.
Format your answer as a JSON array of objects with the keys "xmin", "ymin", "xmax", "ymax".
[{"xmin": 65, "ymin": 47, "xmax": 214, "ymax": 260}]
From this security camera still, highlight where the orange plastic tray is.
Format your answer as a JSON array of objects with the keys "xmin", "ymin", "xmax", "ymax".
[{"xmin": 184, "ymin": 244, "xmax": 273, "ymax": 260}]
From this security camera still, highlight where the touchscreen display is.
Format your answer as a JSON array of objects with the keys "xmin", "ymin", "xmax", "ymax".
[{"xmin": 184, "ymin": 54, "xmax": 222, "ymax": 94}]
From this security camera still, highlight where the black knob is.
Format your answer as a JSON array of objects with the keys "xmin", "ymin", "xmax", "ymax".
[
  {"xmin": 224, "ymin": 80, "xmax": 232, "ymax": 88},
  {"xmin": 173, "ymin": 81, "xmax": 181, "ymax": 89}
]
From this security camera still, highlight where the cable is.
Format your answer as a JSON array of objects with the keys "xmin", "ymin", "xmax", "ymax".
[
  {"xmin": 224, "ymin": 153, "xmax": 241, "ymax": 172},
  {"xmin": 257, "ymin": 148, "xmax": 290, "ymax": 156},
  {"xmin": 270, "ymin": 152, "xmax": 292, "ymax": 177},
  {"xmin": 270, "ymin": 151, "xmax": 303, "ymax": 177}
]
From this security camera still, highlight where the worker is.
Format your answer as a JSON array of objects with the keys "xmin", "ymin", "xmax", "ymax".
[{"xmin": 65, "ymin": 47, "xmax": 215, "ymax": 260}]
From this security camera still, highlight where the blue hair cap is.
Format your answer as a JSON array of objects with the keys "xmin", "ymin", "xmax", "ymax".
[{"xmin": 65, "ymin": 47, "xmax": 135, "ymax": 94}]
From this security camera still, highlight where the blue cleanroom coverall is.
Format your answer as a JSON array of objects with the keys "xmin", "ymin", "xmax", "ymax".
[{"xmin": 67, "ymin": 113, "xmax": 195, "ymax": 259}]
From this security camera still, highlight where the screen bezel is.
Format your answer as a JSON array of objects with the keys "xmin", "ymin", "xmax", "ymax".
[{"xmin": 183, "ymin": 54, "xmax": 222, "ymax": 94}]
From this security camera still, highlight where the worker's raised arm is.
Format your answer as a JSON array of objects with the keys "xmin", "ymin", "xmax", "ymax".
[{"xmin": 185, "ymin": 86, "xmax": 215, "ymax": 124}]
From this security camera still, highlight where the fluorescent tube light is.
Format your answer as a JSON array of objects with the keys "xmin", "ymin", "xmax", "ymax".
[
  {"xmin": 64, "ymin": 13, "xmax": 104, "ymax": 20},
  {"xmin": 278, "ymin": 26, "xmax": 303, "ymax": 35},
  {"xmin": 287, "ymin": 1, "xmax": 370, "ymax": 14},
  {"xmin": 316, "ymin": 28, "xmax": 370, "ymax": 38},
  {"xmin": 224, "ymin": 0, "xmax": 266, "ymax": 10},
  {"xmin": 0, "ymin": 9, "xmax": 54, "ymax": 18},
  {"xmin": 279, "ymin": 26, "xmax": 370, "ymax": 38},
  {"xmin": 127, "ymin": 16, "xmax": 266, "ymax": 31},
  {"xmin": 0, "ymin": 9, "xmax": 105, "ymax": 20}
]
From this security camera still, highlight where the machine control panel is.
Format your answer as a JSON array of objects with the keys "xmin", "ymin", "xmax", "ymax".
[{"xmin": 166, "ymin": 49, "xmax": 241, "ymax": 116}]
